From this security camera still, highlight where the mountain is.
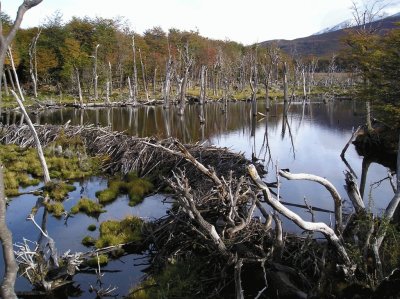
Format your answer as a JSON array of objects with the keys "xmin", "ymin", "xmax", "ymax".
[
  {"xmin": 313, "ymin": 19, "xmax": 353, "ymax": 35},
  {"xmin": 260, "ymin": 13, "xmax": 400, "ymax": 57}
]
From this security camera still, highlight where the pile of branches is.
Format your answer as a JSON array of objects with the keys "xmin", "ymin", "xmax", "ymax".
[
  {"xmin": 2, "ymin": 124, "xmax": 400, "ymax": 298},
  {"xmin": 0, "ymin": 124, "xmax": 254, "ymax": 189}
]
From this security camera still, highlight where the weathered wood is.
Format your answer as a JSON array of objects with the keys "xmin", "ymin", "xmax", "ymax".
[
  {"xmin": 0, "ymin": 165, "xmax": 18, "ymax": 299},
  {"xmin": 344, "ymin": 170, "xmax": 365, "ymax": 213},
  {"xmin": 138, "ymin": 48, "xmax": 149, "ymax": 101},
  {"xmin": 279, "ymin": 169, "xmax": 343, "ymax": 233},
  {"xmin": 28, "ymin": 28, "xmax": 41, "ymax": 98},
  {"xmin": 93, "ymin": 44, "xmax": 100, "ymax": 101},
  {"xmin": 248, "ymin": 164, "xmax": 351, "ymax": 267}
]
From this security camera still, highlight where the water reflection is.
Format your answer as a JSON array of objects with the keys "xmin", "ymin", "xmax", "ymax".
[{"xmin": 1, "ymin": 100, "xmax": 395, "ymax": 231}]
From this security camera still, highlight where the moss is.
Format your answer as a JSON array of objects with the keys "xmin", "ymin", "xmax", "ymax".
[
  {"xmin": 96, "ymin": 172, "xmax": 153, "ymax": 206},
  {"xmin": 129, "ymin": 258, "xmax": 207, "ymax": 299},
  {"xmin": 96, "ymin": 188, "xmax": 119, "ymax": 205},
  {"xmin": 43, "ymin": 181, "xmax": 76, "ymax": 201},
  {"xmin": 87, "ymin": 224, "xmax": 97, "ymax": 231},
  {"xmin": 86, "ymin": 254, "xmax": 108, "ymax": 267},
  {"xmin": 70, "ymin": 197, "xmax": 106, "ymax": 216},
  {"xmin": 18, "ymin": 173, "xmax": 41, "ymax": 188},
  {"xmin": 0, "ymin": 143, "xmax": 103, "ymax": 197},
  {"xmin": 44, "ymin": 201, "xmax": 65, "ymax": 218},
  {"xmin": 81, "ymin": 236, "xmax": 96, "ymax": 247},
  {"xmin": 95, "ymin": 216, "xmax": 143, "ymax": 249}
]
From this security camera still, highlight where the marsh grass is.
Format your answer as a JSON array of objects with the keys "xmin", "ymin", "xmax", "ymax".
[
  {"xmin": 95, "ymin": 216, "xmax": 143, "ymax": 249},
  {"xmin": 70, "ymin": 197, "xmax": 106, "ymax": 216},
  {"xmin": 96, "ymin": 172, "xmax": 153, "ymax": 206},
  {"xmin": 44, "ymin": 201, "xmax": 65, "ymax": 218}
]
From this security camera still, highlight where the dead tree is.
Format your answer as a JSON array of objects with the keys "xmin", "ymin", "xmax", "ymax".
[
  {"xmin": 0, "ymin": 0, "xmax": 43, "ymax": 102},
  {"xmin": 108, "ymin": 61, "xmax": 112, "ymax": 95},
  {"xmin": 283, "ymin": 62, "xmax": 289, "ymax": 115},
  {"xmin": 92, "ymin": 44, "xmax": 100, "ymax": 101},
  {"xmin": 267, "ymin": 45, "xmax": 280, "ymax": 84},
  {"xmin": 199, "ymin": 65, "xmax": 207, "ymax": 123},
  {"xmin": 7, "ymin": 48, "xmax": 24, "ymax": 101},
  {"xmin": 75, "ymin": 67, "xmax": 84, "ymax": 107},
  {"xmin": 0, "ymin": 164, "xmax": 18, "ymax": 299},
  {"xmin": 2, "ymin": 73, "xmax": 8, "ymax": 96},
  {"xmin": 177, "ymin": 42, "xmax": 193, "ymax": 116},
  {"xmin": 132, "ymin": 35, "xmax": 138, "ymax": 100},
  {"xmin": 138, "ymin": 48, "xmax": 149, "ymax": 101},
  {"xmin": 152, "ymin": 66, "xmax": 157, "ymax": 98},
  {"xmin": 28, "ymin": 28, "xmax": 41, "ymax": 98},
  {"xmin": 262, "ymin": 56, "xmax": 272, "ymax": 111},
  {"xmin": 163, "ymin": 47, "xmax": 173, "ymax": 108},
  {"xmin": 249, "ymin": 50, "xmax": 258, "ymax": 117}
]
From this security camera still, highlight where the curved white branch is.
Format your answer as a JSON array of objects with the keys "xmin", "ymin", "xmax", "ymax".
[
  {"xmin": 279, "ymin": 169, "xmax": 343, "ymax": 233},
  {"xmin": 248, "ymin": 165, "xmax": 351, "ymax": 266}
]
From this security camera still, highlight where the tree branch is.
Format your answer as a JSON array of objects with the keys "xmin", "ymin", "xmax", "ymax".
[
  {"xmin": 248, "ymin": 165, "xmax": 351, "ymax": 267},
  {"xmin": 279, "ymin": 169, "xmax": 343, "ymax": 233}
]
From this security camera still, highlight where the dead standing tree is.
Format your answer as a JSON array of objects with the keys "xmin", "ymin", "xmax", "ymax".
[
  {"xmin": 199, "ymin": 65, "xmax": 207, "ymax": 123},
  {"xmin": 163, "ymin": 41, "xmax": 173, "ymax": 109},
  {"xmin": 28, "ymin": 28, "xmax": 41, "ymax": 98},
  {"xmin": 177, "ymin": 42, "xmax": 193, "ymax": 116},
  {"xmin": 262, "ymin": 55, "xmax": 272, "ymax": 111},
  {"xmin": 249, "ymin": 50, "xmax": 258, "ymax": 117},
  {"xmin": 0, "ymin": 1, "xmax": 44, "ymax": 297},
  {"xmin": 91, "ymin": 44, "xmax": 100, "ymax": 101}
]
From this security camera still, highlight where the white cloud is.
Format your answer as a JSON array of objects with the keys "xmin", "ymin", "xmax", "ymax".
[{"xmin": 1, "ymin": 0, "xmax": 399, "ymax": 45}]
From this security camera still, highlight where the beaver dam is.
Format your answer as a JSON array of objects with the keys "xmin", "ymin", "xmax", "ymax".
[{"xmin": 0, "ymin": 121, "xmax": 399, "ymax": 298}]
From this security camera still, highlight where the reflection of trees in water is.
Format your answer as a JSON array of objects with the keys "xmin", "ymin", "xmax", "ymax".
[{"xmin": 2, "ymin": 100, "xmax": 365, "ymax": 144}]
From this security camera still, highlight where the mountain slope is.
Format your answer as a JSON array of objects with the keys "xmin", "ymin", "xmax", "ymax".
[{"xmin": 260, "ymin": 13, "xmax": 400, "ymax": 57}]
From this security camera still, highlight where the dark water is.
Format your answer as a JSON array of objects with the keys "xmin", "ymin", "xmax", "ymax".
[{"xmin": 0, "ymin": 100, "xmax": 395, "ymax": 297}]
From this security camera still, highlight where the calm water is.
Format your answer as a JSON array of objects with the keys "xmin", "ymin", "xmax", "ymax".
[{"xmin": 1, "ymin": 100, "xmax": 395, "ymax": 297}]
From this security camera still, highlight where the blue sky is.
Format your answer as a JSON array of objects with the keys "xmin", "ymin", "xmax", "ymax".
[{"xmin": 2, "ymin": 0, "xmax": 400, "ymax": 45}]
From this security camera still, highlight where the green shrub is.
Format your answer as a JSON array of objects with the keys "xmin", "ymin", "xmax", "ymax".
[
  {"xmin": 70, "ymin": 198, "xmax": 105, "ymax": 216},
  {"xmin": 95, "ymin": 216, "xmax": 143, "ymax": 248}
]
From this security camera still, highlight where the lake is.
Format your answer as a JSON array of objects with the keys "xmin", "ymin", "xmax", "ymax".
[{"xmin": 1, "ymin": 99, "xmax": 395, "ymax": 297}]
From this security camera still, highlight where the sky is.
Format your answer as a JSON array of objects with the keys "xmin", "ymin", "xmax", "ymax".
[{"xmin": 2, "ymin": 0, "xmax": 400, "ymax": 45}]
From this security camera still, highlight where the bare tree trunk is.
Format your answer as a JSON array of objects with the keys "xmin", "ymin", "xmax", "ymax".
[
  {"xmin": 93, "ymin": 44, "xmax": 100, "ymax": 101},
  {"xmin": 283, "ymin": 62, "xmax": 289, "ymax": 115},
  {"xmin": 153, "ymin": 66, "xmax": 157, "ymax": 98},
  {"xmin": 11, "ymin": 90, "xmax": 50, "ymax": 183},
  {"xmin": 0, "ymin": 0, "xmax": 43, "ymax": 104},
  {"xmin": 105, "ymin": 81, "xmax": 110, "ymax": 105},
  {"xmin": 2, "ymin": 73, "xmax": 8, "ymax": 96},
  {"xmin": 7, "ymin": 48, "xmax": 24, "ymax": 101},
  {"xmin": 75, "ymin": 67, "xmax": 83, "ymax": 108},
  {"xmin": 132, "ymin": 35, "xmax": 138, "ymax": 98},
  {"xmin": 128, "ymin": 76, "xmax": 136, "ymax": 105},
  {"xmin": 0, "ymin": 164, "xmax": 18, "ymax": 299},
  {"xmin": 263, "ymin": 63, "xmax": 271, "ymax": 111},
  {"xmin": 199, "ymin": 65, "xmax": 207, "ymax": 123},
  {"xmin": 178, "ymin": 43, "xmax": 193, "ymax": 116},
  {"xmin": 29, "ymin": 28, "xmax": 41, "ymax": 98},
  {"xmin": 302, "ymin": 68, "xmax": 307, "ymax": 99},
  {"xmin": 163, "ymin": 59, "xmax": 173, "ymax": 108},
  {"xmin": 108, "ymin": 61, "xmax": 112, "ymax": 95},
  {"xmin": 366, "ymin": 101, "xmax": 373, "ymax": 132},
  {"xmin": 6, "ymin": 69, "xmax": 15, "ymax": 92},
  {"xmin": 139, "ymin": 48, "xmax": 149, "ymax": 101}
]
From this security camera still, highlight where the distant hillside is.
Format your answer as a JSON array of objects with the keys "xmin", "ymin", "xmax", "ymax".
[{"xmin": 260, "ymin": 13, "xmax": 400, "ymax": 57}]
